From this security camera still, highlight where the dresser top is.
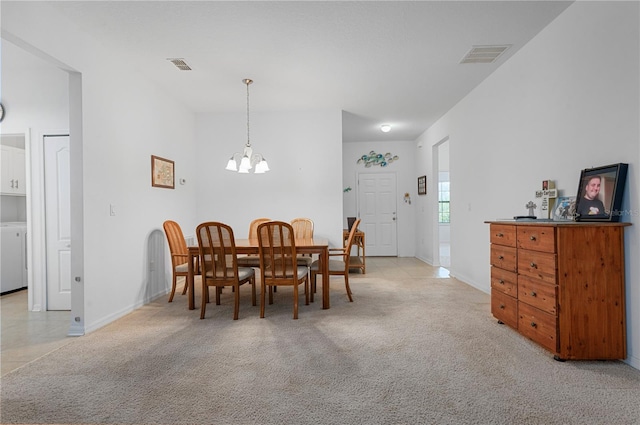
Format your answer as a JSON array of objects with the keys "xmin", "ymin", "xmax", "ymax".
[{"xmin": 485, "ymin": 219, "xmax": 631, "ymax": 227}]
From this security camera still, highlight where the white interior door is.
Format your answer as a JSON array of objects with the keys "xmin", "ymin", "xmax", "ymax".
[
  {"xmin": 44, "ymin": 135, "xmax": 71, "ymax": 310},
  {"xmin": 358, "ymin": 173, "xmax": 397, "ymax": 256}
]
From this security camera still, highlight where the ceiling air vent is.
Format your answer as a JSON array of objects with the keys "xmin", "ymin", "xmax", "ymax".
[
  {"xmin": 167, "ymin": 58, "xmax": 192, "ymax": 71},
  {"xmin": 460, "ymin": 45, "xmax": 511, "ymax": 64}
]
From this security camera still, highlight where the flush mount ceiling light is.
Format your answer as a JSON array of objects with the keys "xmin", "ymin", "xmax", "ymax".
[
  {"xmin": 380, "ymin": 124, "xmax": 391, "ymax": 133},
  {"xmin": 225, "ymin": 79, "xmax": 270, "ymax": 174}
]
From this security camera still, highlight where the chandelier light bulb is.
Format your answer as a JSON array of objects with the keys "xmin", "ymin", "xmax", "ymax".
[
  {"xmin": 226, "ymin": 157, "xmax": 238, "ymax": 171},
  {"xmin": 239, "ymin": 155, "xmax": 252, "ymax": 172}
]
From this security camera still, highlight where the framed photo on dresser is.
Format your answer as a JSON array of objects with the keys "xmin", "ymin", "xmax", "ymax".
[{"xmin": 574, "ymin": 163, "xmax": 628, "ymax": 222}]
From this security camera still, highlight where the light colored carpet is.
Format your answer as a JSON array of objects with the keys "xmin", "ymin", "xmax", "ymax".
[{"xmin": 1, "ymin": 258, "xmax": 639, "ymax": 425}]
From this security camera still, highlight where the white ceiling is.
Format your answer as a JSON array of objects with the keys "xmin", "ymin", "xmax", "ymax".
[{"xmin": 12, "ymin": 1, "xmax": 573, "ymax": 142}]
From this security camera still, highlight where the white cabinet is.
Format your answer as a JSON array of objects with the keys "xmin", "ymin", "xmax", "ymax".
[
  {"xmin": 1, "ymin": 145, "xmax": 26, "ymax": 195},
  {"xmin": 1, "ymin": 224, "xmax": 28, "ymax": 293}
]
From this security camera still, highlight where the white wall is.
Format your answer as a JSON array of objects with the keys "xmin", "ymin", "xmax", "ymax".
[
  {"xmin": 0, "ymin": 42, "xmax": 69, "ymax": 132},
  {"xmin": 416, "ymin": 1, "xmax": 640, "ymax": 369},
  {"xmin": 195, "ymin": 110, "xmax": 343, "ymax": 247},
  {"xmin": 2, "ymin": 2, "xmax": 199, "ymax": 333},
  {"xmin": 414, "ymin": 140, "xmax": 437, "ymax": 263},
  {"xmin": 343, "ymin": 140, "xmax": 417, "ymax": 257}
]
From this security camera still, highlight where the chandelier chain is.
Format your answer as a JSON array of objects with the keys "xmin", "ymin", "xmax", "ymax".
[{"xmin": 246, "ymin": 80, "xmax": 251, "ymax": 147}]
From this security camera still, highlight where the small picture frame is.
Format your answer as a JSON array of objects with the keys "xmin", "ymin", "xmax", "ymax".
[
  {"xmin": 418, "ymin": 175, "xmax": 427, "ymax": 195},
  {"xmin": 151, "ymin": 155, "xmax": 175, "ymax": 189},
  {"xmin": 574, "ymin": 163, "xmax": 628, "ymax": 222},
  {"xmin": 552, "ymin": 197, "xmax": 576, "ymax": 221}
]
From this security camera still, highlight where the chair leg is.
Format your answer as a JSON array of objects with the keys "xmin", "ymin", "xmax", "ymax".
[
  {"xmin": 304, "ymin": 276, "xmax": 309, "ymax": 306},
  {"xmin": 344, "ymin": 274, "xmax": 353, "ymax": 302},
  {"xmin": 309, "ymin": 271, "xmax": 316, "ymax": 303},
  {"xmin": 204, "ymin": 280, "xmax": 210, "ymax": 303},
  {"xmin": 216, "ymin": 287, "xmax": 221, "ymax": 305},
  {"xmin": 303, "ymin": 268, "xmax": 310, "ymax": 295},
  {"xmin": 260, "ymin": 282, "xmax": 266, "ymax": 318},
  {"xmin": 181, "ymin": 276, "xmax": 188, "ymax": 295},
  {"xmin": 168, "ymin": 274, "xmax": 177, "ymax": 302},
  {"xmin": 293, "ymin": 284, "xmax": 299, "ymax": 319},
  {"xmin": 200, "ymin": 284, "xmax": 208, "ymax": 319},
  {"xmin": 233, "ymin": 285, "xmax": 240, "ymax": 320},
  {"xmin": 251, "ymin": 276, "xmax": 257, "ymax": 306}
]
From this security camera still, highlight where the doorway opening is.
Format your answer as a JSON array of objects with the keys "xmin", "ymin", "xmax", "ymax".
[
  {"xmin": 4, "ymin": 35, "xmax": 85, "ymax": 336},
  {"xmin": 435, "ymin": 138, "xmax": 450, "ymax": 268}
]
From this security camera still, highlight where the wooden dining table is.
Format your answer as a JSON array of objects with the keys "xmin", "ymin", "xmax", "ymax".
[{"xmin": 186, "ymin": 237, "xmax": 331, "ymax": 310}]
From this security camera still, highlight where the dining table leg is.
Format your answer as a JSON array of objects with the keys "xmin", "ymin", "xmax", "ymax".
[
  {"xmin": 321, "ymin": 245, "xmax": 330, "ymax": 309},
  {"xmin": 187, "ymin": 251, "xmax": 196, "ymax": 310}
]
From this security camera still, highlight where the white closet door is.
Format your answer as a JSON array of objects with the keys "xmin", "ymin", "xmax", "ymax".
[{"xmin": 45, "ymin": 135, "xmax": 71, "ymax": 310}]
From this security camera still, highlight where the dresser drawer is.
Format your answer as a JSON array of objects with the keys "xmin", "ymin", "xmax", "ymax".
[
  {"xmin": 518, "ymin": 250, "xmax": 556, "ymax": 285},
  {"xmin": 517, "ymin": 226, "xmax": 556, "ymax": 253},
  {"xmin": 518, "ymin": 275, "xmax": 557, "ymax": 315},
  {"xmin": 491, "ymin": 267, "xmax": 517, "ymax": 298},
  {"xmin": 491, "ymin": 290, "xmax": 518, "ymax": 329},
  {"xmin": 490, "ymin": 245, "xmax": 517, "ymax": 273},
  {"xmin": 490, "ymin": 224, "xmax": 516, "ymax": 247},
  {"xmin": 518, "ymin": 302, "xmax": 558, "ymax": 353}
]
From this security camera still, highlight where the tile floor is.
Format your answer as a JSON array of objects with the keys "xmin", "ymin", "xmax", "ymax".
[
  {"xmin": 0, "ymin": 257, "xmax": 449, "ymax": 377},
  {"xmin": 1, "ymin": 289, "xmax": 73, "ymax": 376}
]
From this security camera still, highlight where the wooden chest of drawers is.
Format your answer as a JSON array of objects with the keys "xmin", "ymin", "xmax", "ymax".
[{"xmin": 487, "ymin": 221, "xmax": 629, "ymax": 361}]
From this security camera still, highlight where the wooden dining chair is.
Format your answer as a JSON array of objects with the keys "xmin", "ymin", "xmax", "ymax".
[
  {"xmin": 237, "ymin": 217, "xmax": 271, "ymax": 268},
  {"xmin": 196, "ymin": 222, "xmax": 256, "ymax": 320},
  {"xmin": 257, "ymin": 221, "xmax": 309, "ymax": 319},
  {"xmin": 310, "ymin": 218, "xmax": 361, "ymax": 303},
  {"xmin": 163, "ymin": 220, "xmax": 191, "ymax": 302},
  {"xmin": 290, "ymin": 217, "xmax": 314, "ymax": 268}
]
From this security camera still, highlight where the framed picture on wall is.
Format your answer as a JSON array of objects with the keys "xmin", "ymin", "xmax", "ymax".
[
  {"xmin": 418, "ymin": 175, "xmax": 427, "ymax": 195},
  {"xmin": 151, "ymin": 155, "xmax": 175, "ymax": 189},
  {"xmin": 574, "ymin": 163, "xmax": 628, "ymax": 222}
]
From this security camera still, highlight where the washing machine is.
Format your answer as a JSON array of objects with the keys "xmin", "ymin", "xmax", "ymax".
[{"xmin": 1, "ymin": 222, "xmax": 27, "ymax": 294}]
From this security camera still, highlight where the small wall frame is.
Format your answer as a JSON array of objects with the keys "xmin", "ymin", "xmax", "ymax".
[
  {"xmin": 151, "ymin": 155, "xmax": 175, "ymax": 189},
  {"xmin": 418, "ymin": 175, "xmax": 427, "ymax": 195}
]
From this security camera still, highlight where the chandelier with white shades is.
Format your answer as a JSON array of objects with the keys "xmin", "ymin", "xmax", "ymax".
[{"xmin": 225, "ymin": 78, "xmax": 270, "ymax": 174}]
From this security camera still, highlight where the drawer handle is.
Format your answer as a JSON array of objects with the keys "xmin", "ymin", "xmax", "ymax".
[
  {"xmin": 530, "ymin": 291, "xmax": 537, "ymax": 297},
  {"xmin": 499, "ymin": 279, "xmax": 505, "ymax": 285},
  {"xmin": 500, "ymin": 304, "xmax": 505, "ymax": 309},
  {"xmin": 530, "ymin": 262, "xmax": 537, "ymax": 268},
  {"xmin": 498, "ymin": 255, "xmax": 504, "ymax": 260},
  {"xmin": 496, "ymin": 233, "xmax": 504, "ymax": 238},
  {"xmin": 530, "ymin": 235, "xmax": 536, "ymax": 241},
  {"xmin": 530, "ymin": 322, "xmax": 537, "ymax": 328}
]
